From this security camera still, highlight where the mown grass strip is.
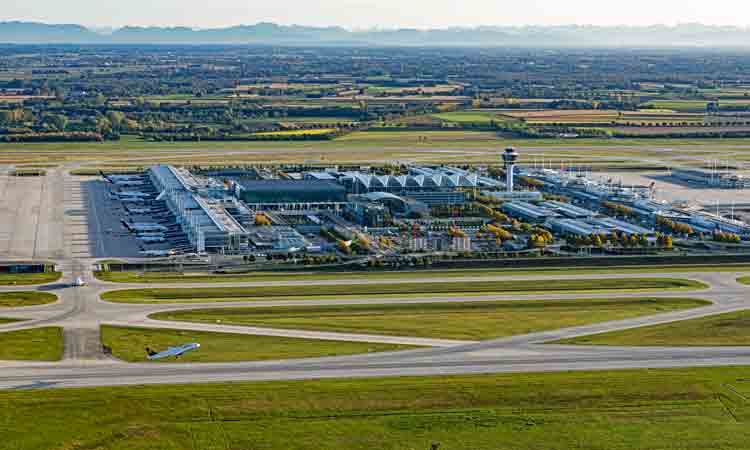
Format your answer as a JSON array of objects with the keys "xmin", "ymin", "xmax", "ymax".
[
  {"xmin": 151, "ymin": 297, "xmax": 710, "ymax": 341},
  {"xmin": 101, "ymin": 278, "xmax": 708, "ymax": 304},
  {"xmin": 0, "ymin": 327, "xmax": 63, "ymax": 361},
  {"xmin": 556, "ymin": 309, "xmax": 750, "ymax": 346},
  {"xmin": 0, "ymin": 292, "xmax": 57, "ymax": 308},
  {"xmin": 95, "ymin": 264, "xmax": 750, "ymax": 284},
  {"xmin": 101, "ymin": 325, "xmax": 416, "ymax": 363},
  {"xmin": 0, "ymin": 272, "xmax": 62, "ymax": 286}
]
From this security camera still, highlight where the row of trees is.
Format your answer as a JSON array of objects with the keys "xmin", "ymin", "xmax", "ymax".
[
  {"xmin": 601, "ymin": 201, "xmax": 638, "ymax": 218},
  {"xmin": 656, "ymin": 216, "xmax": 694, "ymax": 235}
]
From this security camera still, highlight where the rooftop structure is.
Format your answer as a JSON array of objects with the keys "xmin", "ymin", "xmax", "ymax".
[
  {"xmin": 149, "ymin": 165, "xmax": 249, "ymax": 253},
  {"xmin": 306, "ymin": 166, "xmax": 500, "ymax": 195},
  {"xmin": 236, "ymin": 179, "xmax": 347, "ymax": 205},
  {"xmin": 502, "ymin": 201, "xmax": 560, "ymax": 223},
  {"xmin": 541, "ymin": 200, "xmax": 597, "ymax": 219}
]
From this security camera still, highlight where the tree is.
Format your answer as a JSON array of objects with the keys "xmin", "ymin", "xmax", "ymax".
[{"xmin": 107, "ymin": 111, "xmax": 126, "ymax": 131}]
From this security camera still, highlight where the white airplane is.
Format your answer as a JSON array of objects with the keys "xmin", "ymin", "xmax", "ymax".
[
  {"xmin": 72, "ymin": 277, "xmax": 86, "ymax": 287},
  {"xmin": 139, "ymin": 250, "xmax": 176, "ymax": 257},
  {"xmin": 101, "ymin": 171, "xmax": 143, "ymax": 183},
  {"xmin": 127, "ymin": 208, "xmax": 152, "ymax": 214},
  {"xmin": 137, "ymin": 236, "xmax": 166, "ymax": 243},
  {"xmin": 113, "ymin": 180, "xmax": 146, "ymax": 187},
  {"xmin": 146, "ymin": 343, "xmax": 200, "ymax": 360},
  {"xmin": 115, "ymin": 191, "xmax": 152, "ymax": 199},
  {"xmin": 118, "ymin": 197, "xmax": 149, "ymax": 204},
  {"xmin": 124, "ymin": 222, "xmax": 168, "ymax": 232}
]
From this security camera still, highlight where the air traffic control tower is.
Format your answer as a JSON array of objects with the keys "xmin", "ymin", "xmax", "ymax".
[{"xmin": 503, "ymin": 147, "xmax": 519, "ymax": 193}]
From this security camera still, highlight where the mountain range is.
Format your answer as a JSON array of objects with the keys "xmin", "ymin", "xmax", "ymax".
[{"xmin": 3, "ymin": 21, "xmax": 750, "ymax": 47}]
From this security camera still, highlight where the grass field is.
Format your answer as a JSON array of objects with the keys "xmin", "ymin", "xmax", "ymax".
[
  {"xmin": 95, "ymin": 264, "xmax": 750, "ymax": 284},
  {"xmin": 101, "ymin": 325, "xmax": 414, "ymax": 363},
  {"xmin": 557, "ymin": 309, "xmax": 750, "ymax": 346},
  {"xmin": 0, "ymin": 272, "xmax": 62, "ymax": 286},
  {"xmin": 737, "ymin": 276, "xmax": 750, "ymax": 285},
  {"xmin": 0, "ymin": 318, "xmax": 21, "ymax": 325},
  {"xmin": 151, "ymin": 297, "xmax": 709, "ymax": 341},
  {"xmin": 4, "ymin": 366, "xmax": 750, "ymax": 449},
  {"xmin": 100, "ymin": 277, "xmax": 707, "ymax": 304},
  {"xmin": 0, "ymin": 292, "xmax": 57, "ymax": 308},
  {"xmin": 0, "ymin": 327, "xmax": 63, "ymax": 361}
]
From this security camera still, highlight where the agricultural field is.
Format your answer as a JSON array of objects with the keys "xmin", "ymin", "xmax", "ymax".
[
  {"xmin": 557, "ymin": 309, "xmax": 750, "ymax": 346},
  {"xmin": 252, "ymin": 128, "xmax": 338, "ymax": 137},
  {"xmin": 100, "ymin": 277, "xmax": 706, "ymax": 304},
  {"xmin": 431, "ymin": 110, "xmax": 517, "ymax": 123},
  {"xmin": 502, "ymin": 109, "xmax": 706, "ymax": 125},
  {"xmin": 101, "ymin": 326, "xmax": 413, "ymax": 363},
  {"xmin": 150, "ymin": 297, "xmax": 710, "ymax": 341},
  {"xmin": 4, "ymin": 367, "xmax": 750, "ymax": 449}
]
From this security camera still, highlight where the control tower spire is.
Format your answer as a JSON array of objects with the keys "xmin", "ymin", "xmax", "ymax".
[{"xmin": 503, "ymin": 147, "xmax": 519, "ymax": 193}]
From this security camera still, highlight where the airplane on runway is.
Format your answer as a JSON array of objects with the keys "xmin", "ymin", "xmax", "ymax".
[{"xmin": 146, "ymin": 343, "xmax": 200, "ymax": 360}]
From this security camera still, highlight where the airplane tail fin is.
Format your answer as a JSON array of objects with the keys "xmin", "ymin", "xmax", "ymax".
[{"xmin": 146, "ymin": 347, "xmax": 156, "ymax": 357}]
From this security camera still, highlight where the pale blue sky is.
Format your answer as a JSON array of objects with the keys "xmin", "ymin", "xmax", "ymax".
[{"xmin": 3, "ymin": 0, "xmax": 749, "ymax": 29}]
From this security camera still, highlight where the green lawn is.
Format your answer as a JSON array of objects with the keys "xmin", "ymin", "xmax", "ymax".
[
  {"xmin": 557, "ymin": 309, "xmax": 750, "ymax": 346},
  {"xmin": 151, "ymin": 297, "xmax": 710, "ymax": 341},
  {"xmin": 0, "ymin": 272, "xmax": 62, "ymax": 286},
  {"xmin": 0, "ymin": 318, "xmax": 22, "ymax": 325},
  {"xmin": 0, "ymin": 327, "xmax": 63, "ymax": 361},
  {"xmin": 100, "ymin": 277, "xmax": 707, "ymax": 304},
  {"xmin": 95, "ymin": 263, "xmax": 750, "ymax": 284},
  {"xmin": 101, "ymin": 325, "xmax": 415, "ymax": 363},
  {"xmin": 4, "ymin": 366, "xmax": 750, "ymax": 449},
  {"xmin": 737, "ymin": 276, "xmax": 750, "ymax": 285},
  {"xmin": 0, "ymin": 292, "xmax": 57, "ymax": 308}
]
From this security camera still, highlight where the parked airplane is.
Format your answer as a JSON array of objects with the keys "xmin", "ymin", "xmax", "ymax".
[
  {"xmin": 139, "ymin": 250, "xmax": 176, "ymax": 257},
  {"xmin": 117, "ymin": 197, "xmax": 149, "ymax": 204},
  {"xmin": 115, "ymin": 191, "xmax": 153, "ymax": 199},
  {"xmin": 127, "ymin": 208, "xmax": 152, "ymax": 214},
  {"xmin": 146, "ymin": 343, "xmax": 200, "ymax": 360},
  {"xmin": 137, "ymin": 236, "xmax": 166, "ymax": 243},
  {"xmin": 100, "ymin": 171, "xmax": 143, "ymax": 183},
  {"xmin": 113, "ymin": 180, "xmax": 146, "ymax": 187},
  {"xmin": 123, "ymin": 222, "xmax": 168, "ymax": 232}
]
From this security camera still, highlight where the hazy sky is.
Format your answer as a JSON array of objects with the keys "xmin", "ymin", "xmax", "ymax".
[{"xmin": 4, "ymin": 0, "xmax": 750, "ymax": 29}]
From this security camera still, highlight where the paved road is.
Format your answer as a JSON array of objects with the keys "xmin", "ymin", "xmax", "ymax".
[{"xmin": 1, "ymin": 166, "xmax": 750, "ymax": 389}]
